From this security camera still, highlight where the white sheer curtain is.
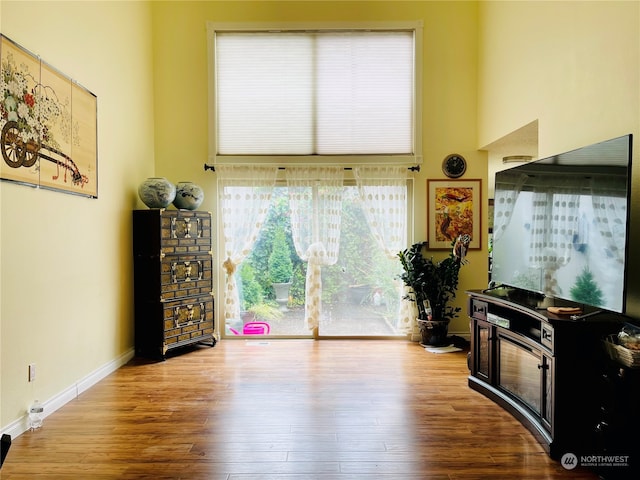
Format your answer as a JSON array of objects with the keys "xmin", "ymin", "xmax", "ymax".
[
  {"xmin": 217, "ymin": 165, "xmax": 278, "ymax": 323},
  {"xmin": 286, "ymin": 167, "xmax": 344, "ymax": 330},
  {"xmin": 493, "ymin": 172, "xmax": 528, "ymax": 243},
  {"xmin": 353, "ymin": 166, "xmax": 412, "ymax": 333},
  {"xmin": 591, "ymin": 176, "xmax": 628, "ymax": 265},
  {"xmin": 529, "ymin": 179, "xmax": 581, "ymax": 295}
]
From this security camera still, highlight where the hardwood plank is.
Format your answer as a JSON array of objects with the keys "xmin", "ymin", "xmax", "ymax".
[{"xmin": 1, "ymin": 340, "xmax": 599, "ymax": 479}]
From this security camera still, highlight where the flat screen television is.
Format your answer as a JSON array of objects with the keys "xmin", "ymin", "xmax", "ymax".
[{"xmin": 491, "ymin": 134, "xmax": 633, "ymax": 313}]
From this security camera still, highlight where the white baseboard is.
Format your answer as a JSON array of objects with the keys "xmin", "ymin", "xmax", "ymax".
[{"xmin": 1, "ymin": 347, "xmax": 135, "ymax": 439}]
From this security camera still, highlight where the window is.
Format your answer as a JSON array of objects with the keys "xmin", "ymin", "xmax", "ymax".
[{"xmin": 207, "ymin": 22, "xmax": 423, "ymax": 165}]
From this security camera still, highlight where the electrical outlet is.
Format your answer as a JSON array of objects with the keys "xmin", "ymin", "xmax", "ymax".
[{"xmin": 28, "ymin": 364, "xmax": 36, "ymax": 382}]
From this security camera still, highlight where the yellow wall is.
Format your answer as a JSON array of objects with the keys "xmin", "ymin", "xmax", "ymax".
[
  {"xmin": 0, "ymin": 1, "xmax": 155, "ymax": 432},
  {"xmin": 150, "ymin": 0, "xmax": 486, "ymax": 336},
  {"xmin": 477, "ymin": 0, "xmax": 640, "ymax": 317},
  {"xmin": 478, "ymin": 0, "xmax": 639, "ymax": 156}
]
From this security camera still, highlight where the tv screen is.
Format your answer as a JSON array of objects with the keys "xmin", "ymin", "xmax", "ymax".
[{"xmin": 491, "ymin": 134, "xmax": 633, "ymax": 313}]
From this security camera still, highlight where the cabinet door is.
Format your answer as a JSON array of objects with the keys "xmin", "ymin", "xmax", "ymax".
[
  {"xmin": 472, "ymin": 319, "xmax": 494, "ymax": 382},
  {"xmin": 541, "ymin": 353, "xmax": 553, "ymax": 431},
  {"xmin": 497, "ymin": 333, "xmax": 542, "ymax": 415}
]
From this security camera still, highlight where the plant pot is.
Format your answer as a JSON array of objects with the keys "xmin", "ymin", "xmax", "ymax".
[
  {"xmin": 417, "ymin": 318, "xmax": 450, "ymax": 347},
  {"xmin": 348, "ymin": 284, "xmax": 371, "ymax": 304},
  {"xmin": 272, "ymin": 282, "xmax": 292, "ymax": 310},
  {"xmin": 241, "ymin": 311, "xmax": 256, "ymax": 325}
]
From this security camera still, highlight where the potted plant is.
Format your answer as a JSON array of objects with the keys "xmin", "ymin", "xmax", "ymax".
[
  {"xmin": 268, "ymin": 228, "xmax": 294, "ymax": 309},
  {"xmin": 397, "ymin": 235, "xmax": 469, "ymax": 346}
]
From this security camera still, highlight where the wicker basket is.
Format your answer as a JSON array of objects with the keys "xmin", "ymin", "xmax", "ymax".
[{"xmin": 603, "ymin": 335, "xmax": 640, "ymax": 368}]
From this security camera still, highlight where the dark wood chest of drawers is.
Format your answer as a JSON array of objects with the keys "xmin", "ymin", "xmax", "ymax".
[{"xmin": 133, "ymin": 209, "xmax": 216, "ymax": 359}]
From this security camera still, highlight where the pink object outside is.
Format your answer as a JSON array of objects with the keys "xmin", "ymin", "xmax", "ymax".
[{"xmin": 243, "ymin": 322, "xmax": 271, "ymax": 335}]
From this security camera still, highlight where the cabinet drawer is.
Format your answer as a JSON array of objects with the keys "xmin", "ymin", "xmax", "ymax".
[
  {"xmin": 470, "ymin": 298, "xmax": 488, "ymax": 321},
  {"xmin": 160, "ymin": 254, "xmax": 213, "ymax": 300},
  {"xmin": 133, "ymin": 210, "xmax": 212, "ymax": 257},
  {"xmin": 163, "ymin": 295, "xmax": 215, "ymax": 347},
  {"xmin": 160, "ymin": 211, "xmax": 212, "ymax": 255}
]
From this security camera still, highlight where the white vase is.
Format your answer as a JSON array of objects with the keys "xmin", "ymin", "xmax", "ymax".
[
  {"xmin": 138, "ymin": 177, "xmax": 176, "ymax": 208},
  {"xmin": 173, "ymin": 181, "xmax": 204, "ymax": 210}
]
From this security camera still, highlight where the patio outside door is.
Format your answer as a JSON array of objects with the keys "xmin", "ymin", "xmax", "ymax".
[{"xmin": 228, "ymin": 185, "xmax": 405, "ymax": 338}]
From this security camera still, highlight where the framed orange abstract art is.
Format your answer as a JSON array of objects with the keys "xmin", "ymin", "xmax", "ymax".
[{"xmin": 427, "ymin": 179, "xmax": 481, "ymax": 250}]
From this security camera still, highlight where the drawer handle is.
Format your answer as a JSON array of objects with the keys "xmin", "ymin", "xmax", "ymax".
[
  {"xmin": 173, "ymin": 302, "xmax": 206, "ymax": 328},
  {"xmin": 170, "ymin": 217, "xmax": 203, "ymax": 239},
  {"xmin": 171, "ymin": 260, "xmax": 204, "ymax": 283}
]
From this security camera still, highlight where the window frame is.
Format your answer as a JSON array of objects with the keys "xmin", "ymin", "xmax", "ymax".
[{"xmin": 206, "ymin": 21, "xmax": 423, "ymax": 167}]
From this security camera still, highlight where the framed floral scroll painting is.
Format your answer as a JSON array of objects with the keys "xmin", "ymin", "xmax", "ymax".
[
  {"xmin": 427, "ymin": 179, "xmax": 481, "ymax": 250},
  {"xmin": 0, "ymin": 34, "xmax": 97, "ymax": 197}
]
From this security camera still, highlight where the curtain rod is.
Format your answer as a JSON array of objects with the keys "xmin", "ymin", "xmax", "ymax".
[{"xmin": 203, "ymin": 164, "xmax": 420, "ymax": 172}]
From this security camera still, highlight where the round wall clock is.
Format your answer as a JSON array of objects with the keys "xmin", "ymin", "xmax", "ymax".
[{"xmin": 442, "ymin": 154, "xmax": 467, "ymax": 178}]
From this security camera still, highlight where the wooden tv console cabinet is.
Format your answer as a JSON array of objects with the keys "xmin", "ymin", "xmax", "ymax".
[{"xmin": 466, "ymin": 288, "xmax": 624, "ymax": 460}]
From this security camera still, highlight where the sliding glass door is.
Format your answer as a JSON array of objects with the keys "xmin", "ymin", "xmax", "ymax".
[
  {"xmin": 317, "ymin": 186, "xmax": 403, "ymax": 336},
  {"xmin": 223, "ymin": 180, "xmax": 408, "ymax": 339}
]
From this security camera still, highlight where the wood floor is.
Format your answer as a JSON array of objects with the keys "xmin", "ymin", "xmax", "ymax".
[{"xmin": 2, "ymin": 340, "xmax": 599, "ymax": 479}]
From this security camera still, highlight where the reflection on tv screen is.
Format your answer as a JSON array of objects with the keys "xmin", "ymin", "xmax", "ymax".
[{"xmin": 491, "ymin": 134, "xmax": 632, "ymax": 313}]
